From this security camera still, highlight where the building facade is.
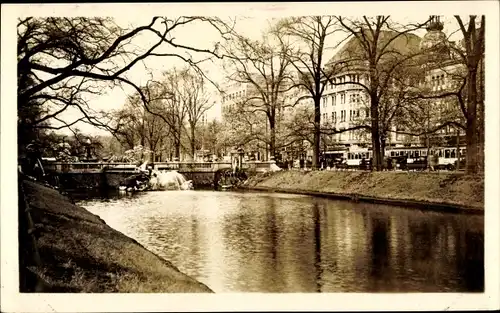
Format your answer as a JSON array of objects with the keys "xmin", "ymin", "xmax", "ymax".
[{"xmin": 316, "ymin": 15, "xmax": 466, "ymax": 154}]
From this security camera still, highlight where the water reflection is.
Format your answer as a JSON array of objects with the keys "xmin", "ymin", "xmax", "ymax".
[{"xmin": 80, "ymin": 191, "xmax": 484, "ymax": 293}]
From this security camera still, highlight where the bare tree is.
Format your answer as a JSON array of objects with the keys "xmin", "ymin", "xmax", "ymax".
[
  {"xmin": 143, "ymin": 94, "xmax": 170, "ymax": 162},
  {"xmin": 454, "ymin": 15, "xmax": 485, "ymax": 173},
  {"xmin": 277, "ymin": 16, "xmax": 341, "ymax": 169},
  {"xmin": 221, "ymin": 103, "xmax": 268, "ymax": 154},
  {"xmin": 113, "ymin": 96, "xmax": 147, "ymax": 150},
  {"xmin": 330, "ymin": 15, "xmax": 429, "ymax": 170},
  {"xmin": 202, "ymin": 119, "xmax": 223, "ymax": 158},
  {"xmin": 402, "ymin": 16, "xmax": 485, "ymax": 174},
  {"xmin": 179, "ymin": 69, "xmax": 214, "ymax": 160},
  {"xmin": 112, "ymin": 91, "xmax": 170, "ymax": 162},
  {"xmin": 222, "ymin": 23, "xmax": 295, "ymax": 159},
  {"xmin": 17, "ymin": 16, "xmax": 234, "ymax": 145},
  {"xmin": 149, "ymin": 69, "xmax": 189, "ymax": 161}
]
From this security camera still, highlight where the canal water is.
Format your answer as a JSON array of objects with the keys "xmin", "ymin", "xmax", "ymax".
[{"xmin": 78, "ymin": 190, "xmax": 484, "ymax": 293}]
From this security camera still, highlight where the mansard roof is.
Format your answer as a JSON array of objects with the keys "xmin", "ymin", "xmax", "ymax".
[{"xmin": 326, "ymin": 29, "xmax": 422, "ymax": 67}]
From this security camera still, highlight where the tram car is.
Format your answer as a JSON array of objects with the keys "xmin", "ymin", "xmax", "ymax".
[
  {"xmin": 323, "ymin": 145, "xmax": 466, "ymax": 171},
  {"xmin": 346, "ymin": 148, "xmax": 372, "ymax": 169},
  {"xmin": 386, "ymin": 146, "xmax": 465, "ymax": 170},
  {"xmin": 323, "ymin": 147, "xmax": 373, "ymax": 169},
  {"xmin": 432, "ymin": 146, "xmax": 466, "ymax": 170},
  {"xmin": 322, "ymin": 150, "xmax": 346, "ymax": 168}
]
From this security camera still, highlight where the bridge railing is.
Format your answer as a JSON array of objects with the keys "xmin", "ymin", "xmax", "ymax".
[
  {"xmin": 43, "ymin": 160, "xmax": 277, "ymax": 173},
  {"xmin": 154, "ymin": 162, "xmax": 232, "ymax": 172},
  {"xmin": 43, "ymin": 161, "xmax": 235, "ymax": 173},
  {"xmin": 43, "ymin": 162, "xmax": 138, "ymax": 173}
]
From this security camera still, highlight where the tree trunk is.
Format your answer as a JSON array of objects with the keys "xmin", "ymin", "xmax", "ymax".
[
  {"xmin": 380, "ymin": 134, "xmax": 386, "ymax": 169},
  {"xmin": 269, "ymin": 118, "xmax": 276, "ymax": 160},
  {"xmin": 140, "ymin": 135, "xmax": 145, "ymax": 161},
  {"xmin": 174, "ymin": 118, "xmax": 182, "ymax": 161},
  {"xmin": 370, "ymin": 95, "xmax": 382, "ymax": 171},
  {"xmin": 426, "ymin": 111, "xmax": 431, "ymax": 170},
  {"xmin": 174, "ymin": 135, "xmax": 181, "ymax": 160},
  {"xmin": 465, "ymin": 68, "xmax": 478, "ymax": 174},
  {"xmin": 456, "ymin": 127, "xmax": 460, "ymax": 171},
  {"xmin": 313, "ymin": 98, "xmax": 321, "ymax": 169},
  {"xmin": 477, "ymin": 58, "xmax": 485, "ymax": 172},
  {"xmin": 190, "ymin": 125, "xmax": 196, "ymax": 160}
]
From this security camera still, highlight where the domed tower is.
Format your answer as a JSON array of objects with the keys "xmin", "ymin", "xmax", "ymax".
[{"xmin": 420, "ymin": 15, "xmax": 450, "ymax": 62}]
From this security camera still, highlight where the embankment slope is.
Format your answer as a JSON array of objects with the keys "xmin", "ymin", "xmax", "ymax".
[
  {"xmin": 20, "ymin": 179, "xmax": 213, "ymax": 293},
  {"xmin": 244, "ymin": 171, "xmax": 484, "ymax": 211}
]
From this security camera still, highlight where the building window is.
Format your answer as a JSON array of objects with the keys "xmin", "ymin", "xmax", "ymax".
[
  {"xmin": 332, "ymin": 112, "xmax": 336, "ymax": 123},
  {"xmin": 341, "ymin": 93, "xmax": 345, "ymax": 104},
  {"xmin": 322, "ymin": 97, "xmax": 327, "ymax": 108},
  {"xmin": 332, "ymin": 94, "xmax": 336, "ymax": 106},
  {"xmin": 354, "ymin": 93, "xmax": 361, "ymax": 103}
]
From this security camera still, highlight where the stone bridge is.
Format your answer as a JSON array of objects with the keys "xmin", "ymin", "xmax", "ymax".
[{"xmin": 44, "ymin": 161, "xmax": 276, "ymax": 189}]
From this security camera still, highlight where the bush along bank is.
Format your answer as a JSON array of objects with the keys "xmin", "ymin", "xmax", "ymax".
[
  {"xmin": 19, "ymin": 177, "xmax": 213, "ymax": 293},
  {"xmin": 242, "ymin": 170, "xmax": 484, "ymax": 214}
]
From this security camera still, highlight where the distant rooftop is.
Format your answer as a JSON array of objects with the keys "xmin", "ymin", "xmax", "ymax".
[{"xmin": 326, "ymin": 29, "xmax": 422, "ymax": 67}]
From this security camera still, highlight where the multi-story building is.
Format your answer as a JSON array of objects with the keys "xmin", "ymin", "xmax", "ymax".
[
  {"xmin": 220, "ymin": 80, "xmax": 268, "ymax": 160},
  {"xmin": 221, "ymin": 74, "xmax": 299, "ymax": 161},
  {"xmin": 317, "ymin": 15, "xmax": 466, "ymax": 153},
  {"xmin": 415, "ymin": 16, "xmax": 467, "ymax": 147},
  {"xmin": 221, "ymin": 81, "xmax": 251, "ymax": 118}
]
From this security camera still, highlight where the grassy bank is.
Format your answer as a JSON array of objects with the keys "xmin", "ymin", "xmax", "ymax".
[
  {"xmin": 244, "ymin": 170, "xmax": 484, "ymax": 212},
  {"xmin": 20, "ymin": 179, "xmax": 213, "ymax": 293}
]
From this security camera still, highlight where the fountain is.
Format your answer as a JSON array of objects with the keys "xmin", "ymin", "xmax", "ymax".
[{"xmin": 148, "ymin": 170, "xmax": 193, "ymax": 191}]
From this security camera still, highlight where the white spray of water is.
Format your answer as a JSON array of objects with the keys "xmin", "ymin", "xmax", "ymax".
[{"xmin": 149, "ymin": 170, "xmax": 193, "ymax": 191}]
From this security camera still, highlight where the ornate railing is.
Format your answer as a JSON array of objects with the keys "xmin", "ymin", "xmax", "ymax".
[
  {"xmin": 42, "ymin": 160, "xmax": 277, "ymax": 173},
  {"xmin": 153, "ymin": 162, "xmax": 233, "ymax": 172}
]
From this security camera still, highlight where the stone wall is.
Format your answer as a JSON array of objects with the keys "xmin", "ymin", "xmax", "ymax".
[{"xmin": 56, "ymin": 170, "xmax": 217, "ymax": 190}]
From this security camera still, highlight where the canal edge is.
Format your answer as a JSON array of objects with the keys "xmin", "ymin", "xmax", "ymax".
[
  {"xmin": 239, "ymin": 186, "xmax": 484, "ymax": 215},
  {"xmin": 18, "ymin": 177, "xmax": 215, "ymax": 293}
]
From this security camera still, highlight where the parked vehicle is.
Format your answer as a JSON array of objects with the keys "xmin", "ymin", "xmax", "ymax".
[
  {"xmin": 401, "ymin": 156, "xmax": 428, "ymax": 171},
  {"xmin": 448, "ymin": 158, "xmax": 466, "ymax": 171}
]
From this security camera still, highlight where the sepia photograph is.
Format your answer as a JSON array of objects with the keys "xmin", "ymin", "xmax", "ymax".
[{"xmin": 1, "ymin": 1, "xmax": 499, "ymax": 312}]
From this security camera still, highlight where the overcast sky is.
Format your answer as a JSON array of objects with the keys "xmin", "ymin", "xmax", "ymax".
[
  {"xmin": 56, "ymin": 15, "xmax": 272, "ymax": 135},
  {"xmin": 9, "ymin": 3, "xmax": 479, "ymax": 136},
  {"xmin": 62, "ymin": 15, "xmax": 464, "ymax": 136}
]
